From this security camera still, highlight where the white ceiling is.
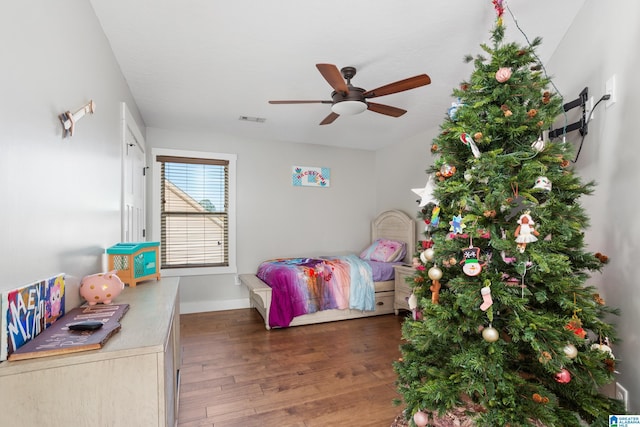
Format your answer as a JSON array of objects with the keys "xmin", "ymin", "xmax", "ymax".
[{"xmin": 89, "ymin": 0, "xmax": 586, "ymax": 151}]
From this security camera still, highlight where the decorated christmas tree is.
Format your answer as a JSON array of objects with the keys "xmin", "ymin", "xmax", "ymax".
[{"xmin": 393, "ymin": 4, "xmax": 625, "ymax": 427}]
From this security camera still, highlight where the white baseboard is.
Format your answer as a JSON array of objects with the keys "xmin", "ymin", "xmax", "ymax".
[{"xmin": 180, "ymin": 298, "xmax": 250, "ymax": 314}]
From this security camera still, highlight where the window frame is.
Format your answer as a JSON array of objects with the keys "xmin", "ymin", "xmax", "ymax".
[{"xmin": 151, "ymin": 148, "xmax": 237, "ymax": 277}]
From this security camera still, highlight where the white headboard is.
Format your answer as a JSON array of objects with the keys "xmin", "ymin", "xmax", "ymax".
[{"xmin": 371, "ymin": 209, "xmax": 416, "ymax": 265}]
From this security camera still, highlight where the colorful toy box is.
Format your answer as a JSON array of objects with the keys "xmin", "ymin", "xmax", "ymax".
[{"xmin": 106, "ymin": 242, "xmax": 161, "ymax": 287}]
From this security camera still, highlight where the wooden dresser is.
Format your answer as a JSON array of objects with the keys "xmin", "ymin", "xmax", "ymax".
[{"xmin": 0, "ymin": 277, "xmax": 180, "ymax": 427}]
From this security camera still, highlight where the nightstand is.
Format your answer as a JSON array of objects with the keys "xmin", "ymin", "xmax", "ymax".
[{"xmin": 393, "ymin": 264, "xmax": 415, "ymax": 315}]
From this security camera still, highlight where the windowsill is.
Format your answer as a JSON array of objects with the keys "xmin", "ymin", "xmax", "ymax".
[{"xmin": 160, "ymin": 265, "xmax": 238, "ymax": 277}]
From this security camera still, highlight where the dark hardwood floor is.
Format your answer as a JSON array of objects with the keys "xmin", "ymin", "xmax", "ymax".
[{"xmin": 177, "ymin": 308, "xmax": 407, "ymax": 426}]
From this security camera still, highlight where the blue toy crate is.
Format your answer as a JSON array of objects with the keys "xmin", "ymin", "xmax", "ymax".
[{"xmin": 106, "ymin": 242, "xmax": 161, "ymax": 287}]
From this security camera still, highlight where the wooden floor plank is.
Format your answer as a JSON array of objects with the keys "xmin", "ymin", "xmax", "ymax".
[{"xmin": 177, "ymin": 309, "xmax": 407, "ymax": 426}]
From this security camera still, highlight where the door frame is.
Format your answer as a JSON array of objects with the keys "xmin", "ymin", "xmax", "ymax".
[{"xmin": 121, "ymin": 102, "xmax": 147, "ymax": 242}]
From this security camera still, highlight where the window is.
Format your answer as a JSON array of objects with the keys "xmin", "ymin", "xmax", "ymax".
[{"xmin": 152, "ymin": 149, "xmax": 236, "ymax": 276}]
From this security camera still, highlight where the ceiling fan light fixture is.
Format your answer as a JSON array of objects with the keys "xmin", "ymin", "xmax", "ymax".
[{"xmin": 331, "ymin": 100, "xmax": 367, "ymax": 116}]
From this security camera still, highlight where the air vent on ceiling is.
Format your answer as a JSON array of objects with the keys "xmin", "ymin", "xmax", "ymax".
[{"xmin": 239, "ymin": 116, "xmax": 266, "ymax": 123}]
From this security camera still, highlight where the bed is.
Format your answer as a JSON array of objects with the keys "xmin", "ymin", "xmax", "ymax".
[{"xmin": 239, "ymin": 209, "xmax": 416, "ymax": 330}]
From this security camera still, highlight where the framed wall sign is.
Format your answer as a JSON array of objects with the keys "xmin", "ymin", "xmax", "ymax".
[{"xmin": 292, "ymin": 166, "xmax": 330, "ymax": 188}]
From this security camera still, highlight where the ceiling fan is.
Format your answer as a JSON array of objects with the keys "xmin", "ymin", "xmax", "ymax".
[{"xmin": 269, "ymin": 64, "xmax": 431, "ymax": 125}]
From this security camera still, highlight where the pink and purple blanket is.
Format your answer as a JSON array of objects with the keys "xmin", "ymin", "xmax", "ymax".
[{"xmin": 257, "ymin": 255, "xmax": 376, "ymax": 328}]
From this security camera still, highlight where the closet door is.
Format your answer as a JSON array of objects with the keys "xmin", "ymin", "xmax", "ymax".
[{"xmin": 122, "ymin": 103, "xmax": 146, "ymax": 242}]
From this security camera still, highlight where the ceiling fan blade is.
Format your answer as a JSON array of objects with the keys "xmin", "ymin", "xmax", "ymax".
[
  {"xmin": 367, "ymin": 102, "xmax": 407, "ymax": 117},
  {"xmin": 363, "ymin": 74, "xmax": 431, "ymax": 98},
  {"xmin": 319, "ymin": 112, "xmax": 340, "ymax": 125},
  {"xmin": 269, "ymin": 100, "xmax": 332, "ymax": 104},
  {"xmin": 316, "ymin": 64, "xmax": 349, "ymax": 94}
]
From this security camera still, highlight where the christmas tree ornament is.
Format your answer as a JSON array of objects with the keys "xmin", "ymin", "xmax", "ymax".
[
  {"xmin": 479, "ymin": 286, "xmax": 493, "ymax": 311},
  {"xmin": 554, "ymin": 368, "xmax": 572, "ymax": 384},
  {"xmin": 460, "ymin": 133, "xmax": 481, "ymax": 158},
  {"xmin": 565, "ymin": 315, "xmax": 587, "ymax": 339},
  {"xmin": 412, "ymin": 175, "xmax": 438, "ymax": 207},
  {"xmin": 565, "ymin": 298, "xmax": 588, "ymax": 339},
  {"xmin": 430, "ymin": 205, "xmax": 441, "ymax": 228},
  {"xmin": 527, "ymin": 108, "xmax": 538, "ymax": 118},
  {"xmin": 428, "ymin": 265, "xmax": 443, "ymax": 281},
  {"xmin": 412, "ymin": 257, "xmax": 421, "ymax": 268},
  {"xmin": 604, "ymin": 358, "xmax": 616, "ymax": 373},
  {"xmin": 442, "ymin": 256, "xmax": 457, "ymax": 267},
  {"xmin": 408, "ymin": 292, "xmax": 418, "ymax": 311},
  {"xmin": 449, "ymin": 214, "xmax": 466, "ymax": 235},
  {"xmin": 492, "ymin": 0, "xmax": 504, "ymax": 25},
  {"xmin": 482, "ymin": 325, "xmax": 499, "ymax": 342},
  {"xmin": 430, "ymin": 280, "xmax": 441, "ymax": 304},
  {"xmin": 422, "ymin": 239, "xmax": 434, "ymax": 249},
  {"xmin": 439, "ymin": 163, "xmax": 456, "ymax": 178},
  {"xmin": 500, "ymin": 251, "xmax": 515, "ymax": 264},
  {"xmin": 533, "ymin": 176, "xmax": 552, "ymax": 191},
  {"xmin": 447, "ymin": 98, "xmax": 464, "ymax": 120},
  {"xmin": 538, "ymin": 351, "xmax": 552, "ymax": 364},
  {"xmin": 514, "ymin": 211, "xmax": 539, "ymax": 253},
  {"xmin": 594, "ymin": 252, "xmax": 609, "ymax": 263},
  {"xmin": 421, "ymin": 247, "xmax": 435, "ymax": 262},
  {"xmin": 532, "ymin": 393, "xmax": 550, "ymax": 404},
  {"xmin": 563, "ymin": 343, "xmax": 578, "ymax": 359},
  {"xmin": 409, "ymin": 292, "xmax": 423, "ymax": 320},
  {"xmin": 495, "ymin": 67, "xmax": 512, "ymax": 83},
  {"xmin": 428, "ymin": 265, "xmax": 442, "ymax": 304},
  {"xmin": 483, "ymin": 209, "xmax": 497, "ymax": 218},
  {"xmin": 531, "ymin": 136, "xmax": 546, "ymax": 152},
  {"xmin": 505, "ymin": 183, "xmax": 534, "ymax": 221},
  {"xmin": 413, "ymin": 411, "xmax": 429, "ymax": 427},
  {"xmin": 591, "ymin": 342, "xmax": 614, "ymax": 358},
  {"xmin": 460, "ymin": 246, "xmax": 484, "ymax": 276}
]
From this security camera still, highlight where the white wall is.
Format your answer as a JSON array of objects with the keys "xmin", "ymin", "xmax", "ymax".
[
  {"xmin": 147, "ymin": 127, "xmax": 377, "ymax": 313},
  {"xmin": 546, "ymin": 0, "xmax": 640, "ymax": 412},
  {"xmin": 0, "ymin": 1, "xmax": 143, "ymax": 309},
  {"xmin": 376, "ymin": 129, "xmax": 438, "ymax": 243}
]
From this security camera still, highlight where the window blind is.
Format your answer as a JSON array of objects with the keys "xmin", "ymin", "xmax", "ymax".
[{"xmin": 158, "ymin": 155, "xmax": 229, "ymax": 269}]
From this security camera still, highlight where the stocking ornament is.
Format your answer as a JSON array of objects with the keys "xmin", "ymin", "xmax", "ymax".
[{"xmin": 480, "ymin": 286, "xmax": 493, "ymax": 311}]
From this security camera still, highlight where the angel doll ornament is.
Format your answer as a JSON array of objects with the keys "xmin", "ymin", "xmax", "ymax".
[{"xmin": 514, "ymin": 211, "xmax": 540, "ymax": 253}]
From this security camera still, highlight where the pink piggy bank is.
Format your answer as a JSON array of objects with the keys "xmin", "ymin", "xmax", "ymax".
[{"xmin": 80, "ymin": 271, "xmax": 124, "ymax": 305}]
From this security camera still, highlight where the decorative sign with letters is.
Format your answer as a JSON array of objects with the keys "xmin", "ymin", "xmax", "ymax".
[{"xmin": 292, "ymin": 166, "xmax": 330, "ymax": 188}]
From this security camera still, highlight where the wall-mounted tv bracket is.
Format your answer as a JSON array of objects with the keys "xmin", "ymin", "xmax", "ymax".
[{"xmin": 548, "ymin": 87, "xmax": 588, "ymax": 139}]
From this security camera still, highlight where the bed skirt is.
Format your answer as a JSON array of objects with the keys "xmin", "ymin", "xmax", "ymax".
[{"xmin": 240, "ymin": 273, "xmax": 395, "ymax": 330}]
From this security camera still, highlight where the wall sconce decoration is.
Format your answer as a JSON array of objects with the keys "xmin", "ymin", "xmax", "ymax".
[{"xmin": 59, "ymin": 100, "xmax": 95, "ymax": 138}]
